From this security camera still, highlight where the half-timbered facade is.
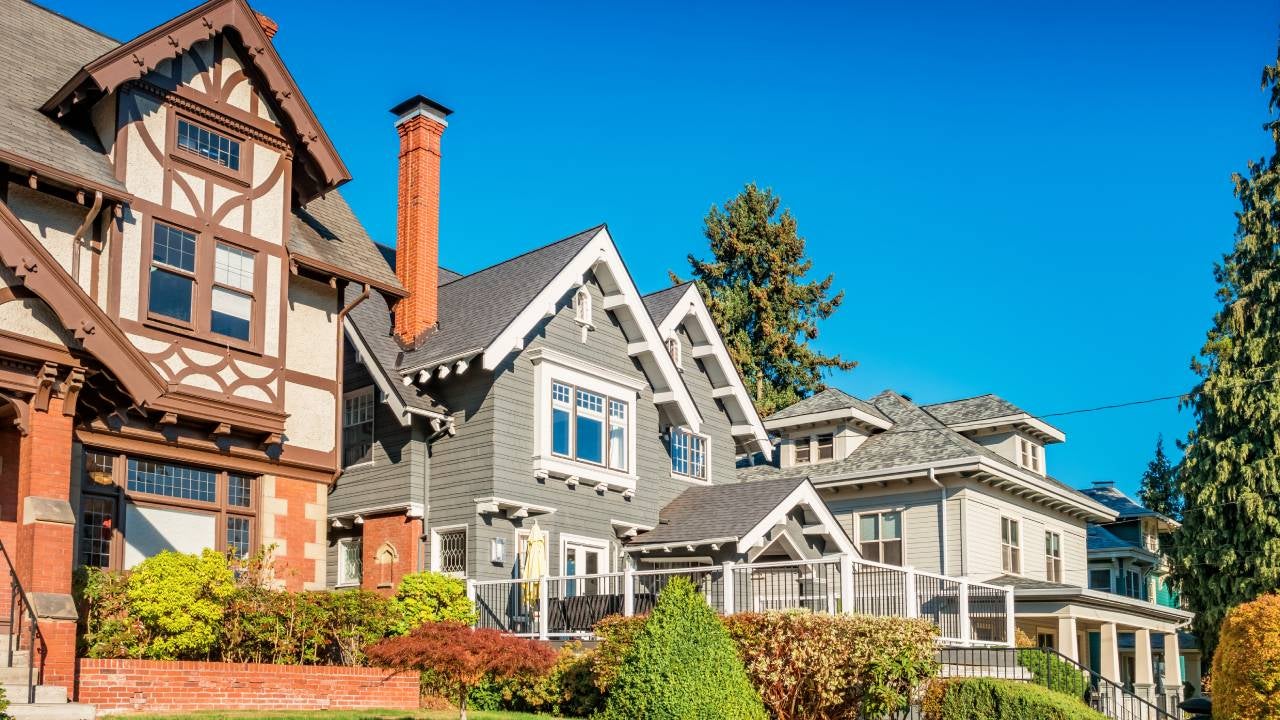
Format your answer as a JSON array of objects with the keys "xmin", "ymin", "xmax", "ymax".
[{"xmin": 0, "ymin": 0, "xmax": 401, "ymax": 696}]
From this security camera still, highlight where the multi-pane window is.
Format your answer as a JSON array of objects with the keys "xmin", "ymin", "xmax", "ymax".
[
  {"xmin": 211, "ymin": 243, "xmax": 255, "ymax": 341},
  {"xmin": 671, "ymin": 428, "xmax": 708, "ymax": 480},
  {"xmin": 817, "ymin": 433, "xmax": 834, "ymax": 461},
  {"xmin": 1089, "ymin": 569, "xmax": 1111, "ymax": 590},
  {"xmin": 149, "ymin": 223, "xmax": 197, "ymax": 324},
  {"xmin": 549, "ymin": 381, "xmax": 629, "ymax": 471},
  {"xmin": 1001, "ymin": 518, "xmax": 1022, "ymax": 574},
  {"xmin": 1124, "ymin": 569, "xmax": 1142, "ymax": 599},
  {"xmin": 337, "ymin": 537, "xmax": 362, "ymax": 586},
  {"xmin": 1019, "ymin": 438, "xmax": 1042, "ymax": 472},
  {"xmin": 858, "ymin": 511, "xmax": 903, "ymax": 565},
  {"xmin": 436, "ymin": 528, "xmax": 467, "ymax": 576},
  {"xmin": 228, "ymin": 474, "xmax": 253, "ymax": 508},
  {"xmin": 226, "ymin": 516, "xmax": 251, "ymax": 559},
  {"xmin": 177, "ymin": 119, "xmax": 241, "ymax": 170},
  {"xmin": 1045, "ymin": 531, "xmax": 1063, "ymax": 583},
  {"xmin": 342, "ymin": 387, "xmax": 375, "ymax": 467},
  {"xmin": 127, "ymin": 458, "xmax": 217, "ymax": 502},
  {"xmin": 794, "ymin": 437, "xmax": 811, "ymax": 464},
  {"xmin": 79, "ymin": 495, "xmax": 115, "ymax": 568}
]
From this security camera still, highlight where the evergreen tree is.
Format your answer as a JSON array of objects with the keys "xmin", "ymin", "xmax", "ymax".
[
  {"xmin": 1138, "ymin": 435, "xmax": 1182, "ymax": 521},
  {"xmin": 1171, "ymin": 47, "xmax": 1280, "ymax": 654},
  {"xmin": 674, "ymin": 183, "xmax": 855, "ymax": 416}
]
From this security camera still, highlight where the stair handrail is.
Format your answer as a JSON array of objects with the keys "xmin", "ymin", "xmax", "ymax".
[{"xmin": 0, "ymin": 538, "xmax": 45, "ymax": 704}]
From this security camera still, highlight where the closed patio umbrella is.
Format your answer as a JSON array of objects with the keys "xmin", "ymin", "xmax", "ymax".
[{"xmin": 522, "ymin": 521, "xmax": 547, "ymax": 606}]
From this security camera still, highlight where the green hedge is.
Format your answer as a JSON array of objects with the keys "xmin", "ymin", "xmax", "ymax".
[
  {"xmin": 924, "ymin": 678, "xmax": 1107, "ymax": 720},
  {"xmin": 1017, "ymin": 648, "xmax": 1089, "ymax": 699}
]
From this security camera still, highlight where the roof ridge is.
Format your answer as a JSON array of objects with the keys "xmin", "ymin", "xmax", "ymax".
[
  {"xmin": 643, "ymin": 281, "xmax": 693, "ymax": 298},
  {"xmin": 437, "ymin": 224, "xmax": 605, "ymax": 286},
  {"xmin": 920, "ymin": 392, "xmax": 999, "ymax": 408},
  {"xmin": 21, "ymin": 0, "xmax": 121, "ymax": 44}
]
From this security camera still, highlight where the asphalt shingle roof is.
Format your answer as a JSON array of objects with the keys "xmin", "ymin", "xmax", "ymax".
[
  {"xmin": 397, "ymin": 225, "xmax": 603, "ymax": 372},
  {"xmin": 629, "ymin": 475, "xmax": 807, "ymax": 546},
  {"xmin": 1087, "ymin": 524, "xmax": 1140, "ymax": 552},
  {"xmin": 291, "ymin": 193, "xmax": 403, "ymax": 292},
  {"xmin": 922, "ymin": 394, "xmax": 1029, "ymax": 425},
  {"xmin": 764, "ymin": 387, "xmax": 892, "ymax": 424},
  {"xmin": 1079, "ymin": 483, "xmax": 1164, "ymax": 521},
  {"xmin": 0, "ymin": 0, "xmax": 123, "ymax": 190},
  {"xmin": 343, "ymin": 282, "xmax": 447, "ymax": 414},
  {"xmin": 989, "ymin": 574, "xmax": 1081, "ymax": 592},
  {"xmin": 641, "ymin": 282, "xmax": 692, "ymax": 324}
]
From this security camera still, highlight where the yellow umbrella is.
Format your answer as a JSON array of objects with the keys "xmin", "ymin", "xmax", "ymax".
[{"xmin": 522, "ymin": 521, "xmax": 547, "ymax": 605}]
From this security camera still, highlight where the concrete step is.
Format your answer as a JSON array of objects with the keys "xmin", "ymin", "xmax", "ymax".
[
  {"xmin": 3, "ymin": 685, "xmax": 67, "ymax": 704},
  {"xmin": 6, "ymin": 703, "xmax": 95, "ymax": 720},
  {"xmin": 0, "ymin": 666, "xmax": 38, "ymax": 684}
]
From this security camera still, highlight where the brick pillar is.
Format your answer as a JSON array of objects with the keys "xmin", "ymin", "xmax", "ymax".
[{"xmin": 14, "ymin": 396, "xmax": 78, "ymax": 689}]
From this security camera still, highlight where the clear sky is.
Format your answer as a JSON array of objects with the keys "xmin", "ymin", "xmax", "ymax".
[{"xmin": 49, "ymin": 0, "xmax": 1280, "ymax": 498}]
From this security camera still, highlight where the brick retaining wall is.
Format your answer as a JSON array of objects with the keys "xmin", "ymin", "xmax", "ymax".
[{"xmin": 77, "ymin": 659, "xmax": 420, "ymax": 715}]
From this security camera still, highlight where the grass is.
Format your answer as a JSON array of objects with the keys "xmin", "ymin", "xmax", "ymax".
[{"xmin": 131, "ymin": 707, "xmax": 550, "ymax": 712}]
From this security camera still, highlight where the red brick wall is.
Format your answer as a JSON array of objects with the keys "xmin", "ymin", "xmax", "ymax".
[
  {"xmin": 261, "ymin": 475, "xmax": 326, "ymax": 591},
  {"xmin": 77, "ymin": 660, "xmax": 420, "ymax": 714},
  {"xmin": 361, "ymin": 513, "xmax": 422, "ymax": 593}
]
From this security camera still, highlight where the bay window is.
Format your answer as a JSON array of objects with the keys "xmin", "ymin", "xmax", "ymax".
[{"xmin": 671, "ymin": 428, "xmax": 708, "ymax": 481}]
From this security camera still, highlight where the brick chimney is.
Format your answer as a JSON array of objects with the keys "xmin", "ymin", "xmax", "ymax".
[{"xmin": 390, "ymin": 95, "xmax": 452, "ymax": 345}]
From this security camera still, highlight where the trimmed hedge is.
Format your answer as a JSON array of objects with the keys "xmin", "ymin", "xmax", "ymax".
[
  {"xmin": 601, "ymin": 578, "xmax": 766, "ymax": 719},
  {"xmin": 1017, "ymin": 648, "xmax": 1089, "ymax": 700},
  {"xmin": 1212, "ymin": 592, "xmax": 1280, "ymax": 720},
  {"xmin": 924, "ymin": 678, "xmax": 1108, "ymax": 720}
]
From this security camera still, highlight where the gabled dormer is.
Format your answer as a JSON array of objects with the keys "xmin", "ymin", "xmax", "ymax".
[
  {"xmin": 922, "ymin": 394, "xmax": 1065, "ymax": 476},
  {"xmin": 762, "ymin": 388, "xmax": 894, "ymax": 469}
]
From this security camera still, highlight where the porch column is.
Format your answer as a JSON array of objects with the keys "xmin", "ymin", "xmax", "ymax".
[
  {"xmin": 1133, "ymin": 627, "xmax": 1155, "ymax": 702},
  {"xmin": 1162, "ymin": 632, "xmax": 1183, "ymax": 696},
  {"xmin": 14, "ymin": 395, "xmax": 77, "ymax": 689},
  {"xmin": 1099, "ymin": 622, "xmax": 1122, "ymax": 683},
  {"xmin": 1057, "ymin": 615, "xmax": 1079, "ymax": 664}
]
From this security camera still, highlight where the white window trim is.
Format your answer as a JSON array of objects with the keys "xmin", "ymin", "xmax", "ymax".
[
  {"xmin": 335, "ymin": 536, "xmax": 362, "ymax": 588},
  {"xmin": 559, "ymin": 532, "xmax": 611, "ymax": 578},
  {"xmin": 342, "ymin": 386, "xmax": 376, "ymax": 470},
  {"xmin": 1044, "ymin": 530, "xmax": 1063, "ymax": 583},
  {"xmin": 1001, "ymin": 516, "xmax": 1022, "ymax": 575},
  {"xmin": 430, "ymin": 524, "xmax": 468, "ymax": 578},
  {"xmin": 530, "ymin": 348, "xmax": 641, "ymax": 491},
  {"xmin": 669, "ymin": 426, "xmax": 712, "ymax": 484},
  {"xmin": 855, "ymin": 509, "xmax": 906, "ymax": 566}
]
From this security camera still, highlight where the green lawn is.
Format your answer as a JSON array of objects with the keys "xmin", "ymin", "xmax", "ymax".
[{"xmin": 131, "ymin": 707, "xmax": 550, "ymax": 712}]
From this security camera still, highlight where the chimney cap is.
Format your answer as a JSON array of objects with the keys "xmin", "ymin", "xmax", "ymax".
[{"xmin": 391, "ymin": 94, "xmax": 454, "ymax": 123}]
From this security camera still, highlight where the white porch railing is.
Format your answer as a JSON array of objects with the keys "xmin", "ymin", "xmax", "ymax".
[{"xmin": 468, "ymin": 555, "xmax": 1014, "ymax": 647}]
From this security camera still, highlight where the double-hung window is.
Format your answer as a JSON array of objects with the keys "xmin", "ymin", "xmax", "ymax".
[
  {"xmin": 671, "ymin": 428, "xmax": 708, "ymax": 481},
  {"xmin": 147, "ymin": 221, "xmax": 259, "ymax": 345},
  {"xmin": 149, "ymin": 222, "xmax": 197, "ymax": 324},
  {"xmin": 816, "ymin": 433, "xmax": 834, "ymax": 461},
  {"xmin": 1001, "ymin": 517, "xmax": 1021, "ymax": 574},
  {"xmin": 550, "ymin": 381, "xmax": 629, "ymax": 470},
  {"xmin": 212, "ymin": 242, "xmax": 255, "ymax": 341},
  {"xmin": 1019, "ymin": 438, "xmax": 1042, "ymax": 472},
  {"xmin": 1045, "ymin": 531, "xmax": 1063, "ymax": 583},
  {"xmin": 342, "ymin": 387, "xmax": 375, "ymax": 467},
  {"xmin": 858, "ymin": 511, "xmax": 903, "ymax": 565},
  {"xmin": 1089, "ymin": 568, "xmax": 1111, "ymax": 591},
  {"xmin": 794, "ymin": 437, "xmax": 811, "ymax": 464}
]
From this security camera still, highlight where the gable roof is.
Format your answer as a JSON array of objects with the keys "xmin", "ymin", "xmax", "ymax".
[
  {"xmin": 740, "ymin": 390, "xmax": 1114, "ymax": 522},
  {"xmin": 922, "ymin": 393, "xmax": 1066, "ymax": 443},
  {"xmin": 291, "ymin": 193, "xmax": 404, "ymax": 296},
  {"xmin": 342, "ymin": 283, "xmax": 448, "ymax": 420},
  {"xmin": 626, "ymin": 476, "xmax": 855, "ymax": 555},
  {"xmin": 1080, "ymin": 482, "xmax": 1178, "ymax": 527},
  {"xmin": 40, "ymin": 0, "xmax": 348, "ymax": 204},
  {"xmin": 764, "ymin": 387, "xmax": 893, "ymax": 429},
  {"xmin": 0, "ymin": 0, "xmax": 124, "ymax": 193},
  {"xmin": 645, "ymin": 283, "xmax": 772, "ymax": 456}
]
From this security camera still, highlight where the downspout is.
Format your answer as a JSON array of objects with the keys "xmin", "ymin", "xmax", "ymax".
[
  {"xmin": 928, "ymin": 467, "xmax": 948, "ymax": 576},
  {"xmin": 332, "ymin": 283, "xmax": 371, "ymax": 481}
]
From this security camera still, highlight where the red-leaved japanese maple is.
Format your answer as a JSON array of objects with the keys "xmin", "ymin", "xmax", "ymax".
[{"xmin": 366, "ymin": 621, "xmax": 556, "ymax": 720}]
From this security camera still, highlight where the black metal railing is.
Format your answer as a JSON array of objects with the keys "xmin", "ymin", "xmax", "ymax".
[
  {"xmin": 937, "ymin": 646, "xmax": 1180, "ymax": 720},
  {"xmin": 0, "ymin": 539, "xmax": 43, "ymax": 703}
]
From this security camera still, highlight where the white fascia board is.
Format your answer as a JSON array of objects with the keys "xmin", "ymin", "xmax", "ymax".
[
  {"xmin": 343, "ymin": 318, "xmax": 411, "ymax": 427},
  {"xmin": 948, "ymin": 414, "xmax": 1067, "ymax": 443},
  {"xmin": 654, "ymin": 284, "xmax": 771, "ymax": 457},
  {"xmin": 974, "ymin": 458, "xmax": 1117, "ymax": 521},
  {"xmin": 763, "ymin": 406, "xmax": 893, "ymax": 432},
  {"xmin": 736, "ymin": 479, "xmax": 858, "ymax": 556},
  {"xmin": 1015, "ymin": 587, "xmax": 1195, "ymax": 623},
  {"xmin": 481, "ymin": 227, "xmax": 702, "ymax": 431}
]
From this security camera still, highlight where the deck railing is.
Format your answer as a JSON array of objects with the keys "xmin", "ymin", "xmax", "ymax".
[{"xmin": 469, "ymin": 554, "xmax": 1014, "ymax": 647}]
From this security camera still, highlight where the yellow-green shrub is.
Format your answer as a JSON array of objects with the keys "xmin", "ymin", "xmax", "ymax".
[
  {"xmin": 391, "ymin": 571, "xmax": 477, "ymax": 634},
  {"xmin": 923, "ymin": 678, "xmax": 1107, "ymax": 720},
  {"xmin": 126, "ymin": 549, "xmax": 236, "ymax": 659},
  {"xmin": 1212, "ymin": 592, "xmax": 1280, "ymax": 720}
]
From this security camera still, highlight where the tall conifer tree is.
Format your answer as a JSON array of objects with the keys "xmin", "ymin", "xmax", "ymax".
[
  {"xmin": 674, "ymin": 183, "xmax": 854, "ymax": 416},
  {"xmin": 1139, "ymin": 435, "xmax": 1182, "ymax": 521},
  {"xmin": 1171, "ymin": 47, "xmax": 1280, "ymax": 652}
]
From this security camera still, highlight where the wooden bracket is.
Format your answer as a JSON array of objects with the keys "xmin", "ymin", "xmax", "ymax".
[
  {"xmin": 61, "ymin": 368, "xmax": 85, "ymax": 417},
  {"xmin": 33, "ymin": 363, "xmax": 57, "ymax": 412}
]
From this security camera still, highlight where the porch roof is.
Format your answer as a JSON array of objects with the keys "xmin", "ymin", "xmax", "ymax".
[{"xmin": 993, "ymin": 574, "xmax": 1194, "ymax": 625}]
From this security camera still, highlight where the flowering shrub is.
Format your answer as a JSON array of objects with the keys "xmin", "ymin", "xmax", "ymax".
[
  {"xmin": 724, "ymin": 610, "xmax": 939, "ymax": 720},
  {"xmin": 1212, "ymin": 592, "xmax": 1280, "ymax": 720},
  {"xmin": 366, "ymin": 621, "xmax": 555, "ymax": 720},
  {"xmin": 392, "ymin": 571, "xmax": 478, "ymax": 633}
]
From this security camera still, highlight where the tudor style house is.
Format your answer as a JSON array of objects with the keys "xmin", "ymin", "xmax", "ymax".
[
  {"xmin": 326, "ymin": 98, "xmax": 853, "ymax": 591},
  {"xmin": 0, "ymin": 0, "xmax": 401, "ymax": 699},
  {"xmin": 743, "ymin": 389, "xmax": 1197, "ymax": 706}
]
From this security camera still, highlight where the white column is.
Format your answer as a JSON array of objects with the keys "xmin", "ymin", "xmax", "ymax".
[
  {"xmin": 1057, "ymin": 615, "xmax": 1079, "ymax": 664},
  {"xmin": 1004, "ymin": 585, "xmax": 1016, "ymax": 648},
  {"xmin": 1133, "ymin": 628, "xmax": 1155, "ymax": 702},
  {"xmin": 622, "ymin": 565, "xmax": 634, "ymax": 617},
  {"xmin": 839, "ymin": 554, "xmax": 855, "ymax": 615},
  {"xmin": 1163, "ymin": 632, "xmax": 1183, "ymax": 696},
  {"xmin": 538, "ymin": 576, "xmax": 549, "ymax": 640},
  {"xmin": 722, "ymin": 561, "xmax": 736, "ymax": 615},
  {"xmin": 904, "ymin": 568, "xmax": 918, "ymax": 618},
  {"xmin": 1099, "ymin": 622, "xmax": 1121, "ymax": 683},
  {"xmin": 958, "ymin": 580, "xmax": 971, "ymax": 645},
  {"xmin": 466, "ymin": 579, "xmax": 476, "ymax": 606}
]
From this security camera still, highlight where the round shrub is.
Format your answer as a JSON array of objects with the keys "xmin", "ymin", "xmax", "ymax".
[
  {"xmin": 125, "ymin": 549, "xmax": 236, "ymax": 659},
  {"xmin": 1212, "ymin": 592, "xmax": 1280, "ymax": 720},
  {"xmin": 392, "ymin": 571, "xmax": 478, "ymax": 634},
  {"xmin": 601, "ymin": 577, "xmax": 766, "ymax": 720}
]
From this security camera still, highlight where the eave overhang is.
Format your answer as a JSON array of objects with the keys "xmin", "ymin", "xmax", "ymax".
[{"xmin": 1013, "ymin": 586, "xmax": 1195, "ymax": 624}]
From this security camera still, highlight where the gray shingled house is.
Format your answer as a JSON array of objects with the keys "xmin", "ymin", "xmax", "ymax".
[{"xmin": 324, "ymin": 96, "xmax": 854, "ymax": 592}]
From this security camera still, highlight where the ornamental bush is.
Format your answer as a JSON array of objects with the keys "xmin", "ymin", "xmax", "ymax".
[
  {"xmin": 1017, "ymin": 648, "xmax": 1089, "ymax": 700},
  {"xmin": 591, "ymin": 613, "xmax": 648, "ymax": 693},
  {"xmin": 126, "ymin": 549, "xmax": 237, "ymax": 659},
  {"xmin": 1212, "ymin": 592, "xmax": 1280, "ymax": 720},
  {"xmin": 923, "ymin": 678, "xmax": 1108, "ymax": 720},
  {"xmin": 392, "ymin": 571, "xmax": 478, "ymax": 634},
  {"xmin": 74, "ymin": 566, "xmax": 145, "ymax": 658},
  {"xmin": 470, "ymin": 641, "xmax": 603, "ymax": 717},
  {"xmin": 601, "ymin": 578, "xmax": 766, "ymax": 720},
  {"xmin": 724, "ymin": 610, "xmax": 939, "ymax": 720}
]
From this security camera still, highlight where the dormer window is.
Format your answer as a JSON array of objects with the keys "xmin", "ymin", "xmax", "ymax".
[
  {"xmin": 1019, "ymin": 438, "xmax": 1042, "ymax": 473},
  {"xmin": 574, "ymin": 288, "xmax": 592, "ymax": 325},
  {"xmin": 177, "ymin": 119, "xmax": 241, "ymax": 171},
  {"xmin": 795, "ymin": 437, "xmax": 811, "ymax": 463},
  {"xmin": 816, "ymin": 433, "xmax": 834, "ymax": 461},
  {"xmin": 665, "ymin": 336, "xmax": 681, "ymax": 365}
]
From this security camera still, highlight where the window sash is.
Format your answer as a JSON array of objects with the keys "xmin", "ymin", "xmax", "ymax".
[
  {"xmin": 549, "ymin": 380, "xmax": 629, "ymax": 471},
  {"xmin": 671, "ymin": 429, "xmax": 707, "ymax": 480},
  {"xmin": 437, "ymin": 529, "xmax": 467, "ymax": 576},
  {"xmin": 337, "ymin": 538, "xmax": 363, "ymax": 585},
  {"xmin": 1001, "ymin": 518, "xmax": 1021, "ymax": 573},
  {"xmin": 817, "ymin": 434, "xmax": 834, "ymax": 460},
  {"xmin": 795, "ymin": 438, "xmax": 811, "ymax": 464},
  {"xmin": 177, "ymin": 119, "xmax": 241, "ymax": 170}
]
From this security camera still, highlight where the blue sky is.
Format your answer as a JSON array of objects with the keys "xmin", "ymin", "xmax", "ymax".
[{"xmin": 53, "ymin": 0, "xmax": 1280, "ymax": 497}]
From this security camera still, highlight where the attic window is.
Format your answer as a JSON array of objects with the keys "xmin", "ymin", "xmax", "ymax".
[
  {"xmin": 177, "ymin": 119, "xmax": 240, "ymax": 171},
  {"xmin": 1019, "ymin": 438, "xmax": 1042, "ymax": 473},
  {"xmin": 665, "ymin": 336, "xmax": 681, "ymax": 365},
  {"xmin": 574, "ymin": 289, "xmax": 592, "ymax": 325}
]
